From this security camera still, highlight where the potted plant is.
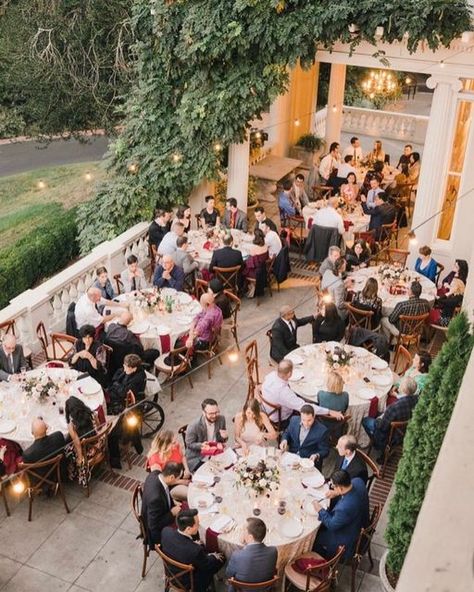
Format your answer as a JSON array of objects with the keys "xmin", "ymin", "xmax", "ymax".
[
  {"xmin": 214, "ymin": 174, "xmax": 259, "ymax": 216},
  {"xmin": 290, "ymin": 133, "xmax": 325, "ymax": 168}
]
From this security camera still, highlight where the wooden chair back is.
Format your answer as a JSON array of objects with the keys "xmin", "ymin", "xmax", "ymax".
[
  {"xmin": 227, "ymin": 576, "xmax": 279, "ymax": 590},
  {"xmin": 156, "ymin": 544, "xmax": 195, "ymax": 592},
  {"xmin": 80, "ymin": 421, "xmax": 113, "ymax": 473},
  {"xmin": 50, "ymin": 332, "xmax": 76, "ymax": 361},
  {"xmin": 312, "ymin": 185, "xmax": 333, "ymax": 200},
  {"xmin": 195, "ymin": 213, "xmax": 203, "ymax": 229},
  {"xmin": 255, "ymin": 387, "xmax": 282, "ymax": 436},
  {"xmin": 224, "ymin": 290, "xmax": 241, "ymax": 348},
  {"xmin": 213, "ymin": 265, "xmax": 241, "ymax": 295},
  {"xmin": 435, "ymin": 262, "xmax": 445, "ymax": 286},
  {"xmin": 346, "ymin": 302, "xmax": 374, "ymax": 332},
  {"xmin": 287, "ymin": 215, "xmax": 306, "ymax": 255},
  {"xmin": 195, "ymin": 278, "xmax": 209, "ymax": 299},
  {"xmin": 245, "ymin": 340, "xmax": 260, "ymax": 400},
  {"xmin": 165, "ymin": 346, "xmax": 193, "ymax": 379},
  {"xmin": 266, "ymin": 329, "xmax": 278, "ymax": 365},
  {"xmin": 302, "ymin": 545, "xmax": 345, "ymax": 592},
  {"xmin": 381, "ymin": 420, "xmax": 409, "ymax": 477},
  {"xmin": 113, "ymin": 274, "xmax": 124, "ymax": 295},
  {"xmin": 36, "ymin": 321, "xmax": 50, "ymax": 357},
  {"xmin": 126, "ymin": 389, "xmax": 136, "ymax": 408},
  {"xmin": 355, "ymin": 448, "xmax": 381, "ymax": 492},
  {"xmin": 132, "ymin": 484, "xmax": 151, "ymax": 577},
  {"xmin": 0, "ymin": 320, "xmax": 15, "ymax": 339},
  {"xmin": 352, "ymin": 503, "xmax": 382, "ymax": 579},
  {"xmin": 387, "ymin": 248, "xmax": 409, "ymax": 268},
  {"xmin": 397, "ymin": 312, "xmax": 430, "ymax": 351},
  {"xmin": 353, "ymin": 230, "xmax": 376, "ymax": 252},
  {"xmin": 96, "ymin": 343, "xmax": 113, "ymax": 375},
  {"xmin": 148, "ymin": 242, "xmax": 158, "ymax": 280},
  {"xmin": 265, "ymin": 256, "xmax": 275, "ymax": 296},
  {"xmin": 178, "ymin": 425, "xmax": 188, "ymax": 449},
  {"xmin": 392, "ymin": 345, "xmax": 412, "ymax": 376}
]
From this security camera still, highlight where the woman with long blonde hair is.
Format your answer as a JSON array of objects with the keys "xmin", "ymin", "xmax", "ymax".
[
  {"xmin": 147, "ymin": 430, "xmax": 190, "ymax": 501},
  {"xmin": 234, "ymin": 398, "xmax": 277, "ymax": 454}
]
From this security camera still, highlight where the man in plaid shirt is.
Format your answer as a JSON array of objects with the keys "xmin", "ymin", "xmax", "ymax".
[
  {"xmin": 362, "ymin": 377, "xmax": 418, "ymax": 460},
  {"xmin": 380, "ymin": 280, "xmax": 431, "ymax": 343}
]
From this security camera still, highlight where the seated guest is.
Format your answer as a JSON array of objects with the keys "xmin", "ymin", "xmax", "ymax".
[
  {"xmin": 234, "ymin": 399, "xmax": 277, "ymax": 453},
  {"xmin": 319, "ymin": 142, "xmax": 340, "ymax": 185},
  {"xmin": 352, "ymin": 277, "xmax": 382, "ymax": 330},
  {"xmin": 158, "ymin": 222, "xmax": 185, "ymax": 257},
  {"xmin": 75, "ymin": 287, "xmax": 120, "ymax": 329},
  {"xmin": 186, "ymin": 293, "xmax": 223, "ymax": 352},
  {"xmin": 280, "ymin": 404, "xmax": 330, "ymax": 470},
  {"xmin": 260, "ymin": 360, "xmax": 343, "ymax": 427},
  {"xmin": 321, "ymin": 258, "xmax": 351, "ymax": 321},
  {"xmin": 406, "ymin": 152, "xmax": 421, "ymax": 186},
  {"xmin": 345, "ymin": 239, "xmax": 371, "ymax": 271},
  {"xmin": 161, "ymin": 509, "xmax": 225, "ymax": 592},
  {"xmin": 120, "ymin": 254, "xmax": 148, "ymax": 293},
  {"xmin": 278, "ymin": 178, "xmax": 298, "ymax": 217},
  {"xmin": 209, "ymin": 233, "xmax": 244, "ymax": 273},
  {"xmin": 430, "ymin": 277, "xmax": 464, "ymax": 327},
  {"xmin": 22, "ymin": 417, "xmax": 66, "ymax": 464},
  {"xmin": 311, "ymin": 302, "xmax": 345, "ymax": 344},
  {"xmin": 147, "ymin": 430, "xmax": 190, "ymax": 501},
  {"xmin": 360, "ymin": 161, "xmax": 384, "ymax": 195},
  {"xmin": 312, "ymin": 196, "xmax": 344, "ymax": 235},
  {"xmin": 342, "ymin": 136, "xmax": 363, "ymax": 162},
  {"xmin": 394, "ymin": 350, "xmax": 432, "ymax": 395},
  {"xmin": 69, "ymin": 324, "xmax": 107, "ymax": 387},
  {"xmin": 396, "ymin": 144, "xmax": 412, "ymax": 171},
  {"xmin": 175, "ymin": 236, "xmax": 199, "ymax": 275},
  {"xmin": 141, "ymin": 462, "xmax": 184, "ymax": 547},
  {"xmin": 332, "ymin": 155, "xmax": 356, "ymax": 192},
  {"xmin": 336, "ymin": 435, "xmax": 368, "ymax": 483},
  {"xmin": 367, "ymin": 139, "xmax": 385, "ymax": 165},
  {"xmin": 243, "ymin": 229, "xmax": 268, "ymax": 297},
  {"xmin": 153, "ymin": 254, "xmax": 185, "ymax": 291},
  {"xmin": 0, "ymin": 334, "xmax": 29, "ymax": 382},
  {"xmin": 312, "ymin": 469, "xmax": 370, "ymax": 560},
  {"xmin": 64, "ymin": 396, "xmax": 97, "ymax": 482},
  {"xmin": 185, "ymin": 398, "xmax": 228, "ymax": 472},
  {"xmin": 174, "ymin": 204, "xmax": 192, "ymax": 232},
  {"xmin": 105, "ymin": 311, "xmax": 159, "ymax": 367},
  {"xmin": 361, "ymin": 192, "xmax": 396, "ymax": 241},
  {"xmin": 93, "ymin": 266, "xmax": 116, "ymax": 300},
  {"xmin": 362, "ymin": 376, "xmax": 418, "ymax": 457},
  {"xmin": 149, "ymin": 209, "xmax": 172, "ymax": 250},
  {"xmin": 226, "ymin": 517, "xmax": 277, "ymax": 588},
  {"xmin": 200, "ymin": 195, "xmax": 221, "ymax": 228},
  {"xmin": 261, "ymin": 221, "xmax": 282, "ymax": 258},
  {"xmin": 414, "ymin": 245, "xmax": 438, "ymax": 282},
  {"xmin": 317, "ymin": 371, "xmax": 349, "ymax": 414},
  {"xmin": 365, "ymin": 176, "xmax": 384, "ymax": 209},
  {"xmin": 254, "ymin": 206, "xmax": 277, "ymax": 233},
  {"xmin": 223, "ymin": 197, "xmax": 248, "ymax": 232},
  {"xmin": 381, "ymin": 281, "xmax": 430, "ymax": 343},
  {"xmin": 291, "ymin": 173, "xmax": 310, "ymax": 210},
  {"xmin": 269, "ymin": 305, "xmax": 314, "ymax": 363},
  {"xmin": 319, "ymin": 245, "xmax": 341, "ymax": 277},
  {"xmin": 340, "ymin": 172, "xmax": 359, "ymax": 204},
  {"xmin": 208, "ymin": 278, "xmax": 231, "ymax": 320},
  {"xmin": 440, "ymin": 259, "xmax": 469, "ymax": 294}
]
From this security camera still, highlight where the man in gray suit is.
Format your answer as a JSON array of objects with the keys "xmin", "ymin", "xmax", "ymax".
[
  {"xmin": 185, "ymin": 399, "xmax": 228, "ymax": 472},
  {"xmin": 175, "ymin": 236, "xmax": 199, "ymax": 275},
  {"xmin": 0, "ymin": 334, "xmax": 29, "ymax": 381},
  {"xmin": 226, "ymin": 517, "xmax": 277, "ymax": 590},
  {"xmin": 120, "ymin": 254, "xmax": 148, "ymax": 293},
  {"xmin": 223, "ymin": 198, "xmax": 248, "ymax": 232}
]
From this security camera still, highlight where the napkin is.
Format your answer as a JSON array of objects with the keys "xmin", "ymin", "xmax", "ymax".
[
  {"xmin": 368, "ymin": 396, "xmax": 379, "ymax": 418},
  {"xmin": 343, "ymin": 220, "xmax": 354, "ymax": 232},
  {"xmin": 192, "ymin": 473, "xmax": 215, "ymax": 486},
  {"xmin": 159, "ymin": 334, "xmax": 171, "ymax": 354},
  {"xmin": 307, "ymin": 217, "xmax": 313, "ymax": 229},
  {"xmin": 205, "ymin": 528, "xmax": 220, "ymax": 553}
]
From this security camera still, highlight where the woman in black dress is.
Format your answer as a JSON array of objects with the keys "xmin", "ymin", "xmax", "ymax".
[
  {"xmin": 312, "ymin": 302, "xmax": 346, "ymax": 344},
  {"xmin": 69, "ymin": 325, "xmax": 108, "ymax": 387}
]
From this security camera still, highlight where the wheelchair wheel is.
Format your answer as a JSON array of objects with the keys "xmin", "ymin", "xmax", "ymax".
[{"xmin": 140, "ymin": 400, "xmax": 165, "ymax": 438}]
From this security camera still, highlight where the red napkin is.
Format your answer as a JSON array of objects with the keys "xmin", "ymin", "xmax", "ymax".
[
  {"xmin": 46, "ymin": 361, "xmax": 65, "ymax": 368},
  {"xmin": 343, "ymin": 220, "xmax": 354, "ymax": 232},
  {"xmin": 292, "ymin": 557, "xmax": 329, "ymax": 578},
  {"xmin": 201, "ymin": 442, "xmax": 224, "ymax": 456},
  {"xmin": 205, "ymin": 528, "xmax": 220, "ymax": 553},
  {"xmin": 95, "ymin": 405, "xmax": 106, "ymax": 426},
  {"xmin": 386, "ymin": 394, "xmax": 398, "ymax": 407},
  {"xmin": 307, "ymin": 217, "xmax": 313, "ymax": 229},
  {"xmin": 368, "ymin": 397, "xmax": 379, "ymax": 418},
  {"xmin": 0, "ymin": 438, "xmax": 22, "ymax": 475},
  {"xmin": 159, "ymin": 334, "xmax": 171, "ymax": 353},
  {"xmin": 203, "ymin": 241, "xmax": 213, "ymax": 251}
]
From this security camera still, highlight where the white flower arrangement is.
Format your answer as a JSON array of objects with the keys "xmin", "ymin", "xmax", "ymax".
[
  {"xmin": 378, "ymin": 264, "xmax": 403, "ymax": 282},
  {"xmin": 23, "ymin": 372, "xmax": 59, "ymax": 403},
  {"xmin": 234, "ymin": 459, "xmax": 280, "ymax": 496},
  {"xmin": 326, "ymin": 345, "xmax": 354, "ymax": 369},
  {"xmin": 134, "ymin": 289, "xmax": 161, "ymax": 311}
]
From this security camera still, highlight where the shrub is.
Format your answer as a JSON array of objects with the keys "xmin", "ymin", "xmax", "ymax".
[{"xmin": 0, "ymin": 207, "xmax": 79, "ymax": 308}]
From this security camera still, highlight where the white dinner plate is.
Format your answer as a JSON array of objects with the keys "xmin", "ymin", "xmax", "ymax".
[
  {"xmin": 281, "ymin": 452, "xmax": 301, "ymax": 468},
  {"xmin": 279, "ymin": 518, "xmax": 303, "ymax": 538},
  {"xmin": 371, "ymin": 358, "xmax": 388, "ymax": 370},
  {"xmin": 0, "ymin": 420, "xmax": 16, "ymax": 434},
  {"xmin": 302, "ymin": 472, "xmax": 325, "ymax": 489},
  {"xmin": 210, "ymin": 514, "xmax": 234, "ymax": 533},
  {"xmin": 371, "ymin": 374, "xmax": 392, "ymax": 387},
  {"xmin": 287, "ymin": 353, "xmax": 305, "ymax": 365},
  {"xmin": 300, "ymin": 458, "xmax": 314, "ymax": 471},
  {"xmin": 304, "ymin": 498, "xmax": 319, "ymax": 516},
  {"xmin": 177, "ymin": 292, "xmax": 193, "ymax": 304},
  {"xmin": 357, "ymin": 386, "xmax": 377, "ymax": 400},
  {"xmin": 80, "ymin": 380, "xmax": 101, "ymax": 396},
  {"xmin": 195, "ymin": 492, "xmax": 215, "ymax": 510},
  {"xmin": 129, "ymin": 321, "xmax": 149, "ymax": 335},
  {"xmin": 155, "ymin": 324, "xmax": 171, "ymax": 336},
  {"xmin": 192, "ymin": 473, "xmax": 215, "ymax": 487},
  {"xmin": 289, "ymin": 369, "xmax": 304, "ymax": 382}
]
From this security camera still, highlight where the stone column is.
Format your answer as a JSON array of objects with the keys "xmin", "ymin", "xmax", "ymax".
[
  {"xmin": 409, "ymin": 75, "xmax": 462, "ymax": 264},
  {"xmin": 325, "ymin": 64, "xmax": 346, "ymax": 145},
  {"xmin": 227, "ymin": 139, "xmax": 250, "ymax": 213}
]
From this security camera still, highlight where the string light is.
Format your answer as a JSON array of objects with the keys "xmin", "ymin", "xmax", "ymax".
[
  {"xmin": 408, "ymin": 231, "xmax": 418, "ymax": 246},
  {"xmin": 128, "ymin": 163, "xmax": 138, "ymax": 174},
  {"xmin": 228, "ymin": 350, "xmax": 240, "ymax": 363},
  {"xmin": 405, "ymin": 77, "xmax": 412, "ymax": 85},
  {"xmin": 439, "ymin": 60, "xmax": 445, "ymax": 68},
  {"xmin": 12, "ymin": 478, "xmax": 25, "ymax": 495},
  {"xmin": 126, "ymin": 413, "xmax": 139, "ymax": 428},
  {"xmin": 294, "ymin": 118, "xmax": 301, "ymax": 127},
  {"xmin": 322, "ymin": 293, "xmax": 333, "ymax": 304},
  {"xmin": 84, "ymin": 173, "xmax": 93, "ymax": 182},
  {"xmin": 172, "ymin": 153, "xmax": 182, "ymax": 163},
  {"xmin": 37, "ymin": 181, "xmax": 46, "ymax": 190},
  {"xmin": 213, "ymin": 143, "xmax": 222, "ymax": 152}
]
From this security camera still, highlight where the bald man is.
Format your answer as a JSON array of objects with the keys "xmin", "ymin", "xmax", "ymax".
[
  {"xmin": 105, "ymin": 310, "xmax": 160, "ymax": 368},
  {"xmin": 22, "ymin": 418, "xmax": 66, "ymax": 465},
  {"xmin": 269, "ymin": 305, "xmax": 314, "ymax": 363},
  {"xmin": 153, "ymin": 254, "xmax": 185, "ymax": 291},
  {"xmin": 186, "ymin": 293, "xmax": 223, "ymax": 352},
  {"xmin": 0, "ymin": 334, "xmax": 29, "ymax": 382},
  {"xmin": 75, "ymin": 287, "xmax": 120, "ymax": 330}
]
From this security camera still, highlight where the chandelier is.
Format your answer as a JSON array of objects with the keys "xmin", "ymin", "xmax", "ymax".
[{"xmin": 361, "ymin": 70, "xmax": 399, "ymax": 100}]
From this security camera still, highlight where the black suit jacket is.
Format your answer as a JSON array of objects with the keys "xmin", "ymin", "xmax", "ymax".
[
  {"xmin": 161, "ymin": 527, "xmax": 223, "ymax": 592},
  {"xmin": 141, "ymin": 471, "xmax": 175, "ymax": 547},
  {"xmin": 270, "ymin": 316, "xmax": 313, "ymax": 362},
  {"xmin": 337, "ymin": 454, "xmax": 369, "ymax": 484},
  {"xmin": 148, "ymin": 220, "xmax": 170, "ymax": 248},
  {"xmin": 209, "ymin": 247, "xmax": 244, "ymax": 273},
  {"xmin": 0, "ymin": 345, "xmax": 29, "ymax": 381},
  {"xmin": 362, "ymin": 202, "xmax": 396, "ymax": 239},
  {"xmin": 22, "ymin": 431, "xmax": 66, "ymax": 465}
]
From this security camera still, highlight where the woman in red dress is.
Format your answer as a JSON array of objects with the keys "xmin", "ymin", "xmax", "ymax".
[{"xmin": 146, "ymin": 430, "xmax": 191, "ymax": 501}]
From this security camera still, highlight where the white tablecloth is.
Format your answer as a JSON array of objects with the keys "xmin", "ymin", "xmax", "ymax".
[
  {"xmin": 188, "ymin": 453, "xmax": 329, "ymax": 576},
  {"xmin": 285, "ymin": 343, "xmax": 393, "ymax": 447},
  {"xmin": 187, "ymin": 229, "xmax": 255, "ymax": 270},
  {"xmin": 356, "ymin": 164, "xmax": 398, "ymax": 187},
  {"xmin": 0, "ymin": 368, "xmax": 105, "ymax": 449},
  {"xmin": 349, "ymin": 266, "xmax": 436, "ymax": 317}
]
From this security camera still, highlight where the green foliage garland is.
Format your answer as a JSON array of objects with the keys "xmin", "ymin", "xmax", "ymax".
[
  {"xmin": 385, "ymin": 312, "xmax": 474, "ymax": 576},
  {"xmin": 78, "ymin": 0, "xmax": 471, "ymax": 252}
]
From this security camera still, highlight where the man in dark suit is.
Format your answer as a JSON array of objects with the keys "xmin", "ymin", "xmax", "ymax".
[
  {"xmin": 105, "ymin": 311, "xmax": 159, "ymax": 369},
  {"xmin": 226, "ymin": 517, "xmax": 277, "ymax": 589},
  {"xmin": 141, "ymin": 462, "xmax": 184, "ymax": 548},
  {"xmin": 0, "ymin": 334, "xmax": 29, "ymax": 382},
  {"xmin": 22, "ymin": 418, "xmax": 66, "ymax": 465},
  {"xmin": 223, "ymin": 198, "xmax": 248, "ymax": 232},
  {"xmin": 185, "ymin": 399, "xmax": 228, "ymax": 472},
  {"xmin": 335, "ymin": 435, "xmax": 368, "ymax": 483},
  {"xmin": 280, "ymin": 405, "xmax": 330, "ymax": 470},
  {"xmin": 270, "ymin": 305, "xmax": 314, "ymax": 363},
  {"xmin": 312, "ymin": 470, "xmax": 370, "ymax": 560},
  {"xmin": 161, "ymin": 509, "xmax": 225, "ymax": 592},
  {"xmin": 148, "ymin": 208, "xmax": 172, "ymax": 249},
  {"xmin": 254, "ymin": 206, "xmax": 277, "ymax": 233},
  {"xmin": 209, "ymin": 234, "xmax": 244, "ymax": 273},
  {"xmin": 361, "ymin": 191, "xmax": 396, "ymax": 241}
]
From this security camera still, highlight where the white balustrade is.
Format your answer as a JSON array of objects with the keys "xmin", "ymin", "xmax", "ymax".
[
  {"xmin": 314, "ymin": 106, "xmax": 327, "ymax": 138},
  {"xmin": 0, "ymin": 221, "xmax": 150, "ymax": 354}
]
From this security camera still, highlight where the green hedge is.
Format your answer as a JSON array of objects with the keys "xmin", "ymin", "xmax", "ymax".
[{"xmin": 0, "ymin": 207, "xmax": 79, "ymax": 308}]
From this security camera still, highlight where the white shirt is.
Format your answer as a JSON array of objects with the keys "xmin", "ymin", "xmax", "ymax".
[
  {"xmin": 205, "ymin": 419, "xmax": 216, "ymax": 442},
  {"xmin": 75, "ymin": 293, "xmax": 104, "ymax": 328},
  {"xmin": 366, "ymin": 187, "xmax": 383, "ymax": 208},
  {"xmin": 261, "ymin": 371, "xmax": 328, "ymax": 421},
  {"xmin": 336, "ymin": 162, "xmax": 356, "ymax": 179},
  {"xmin": 312, "ymin": 206, "xmax": 344, "ymax": 235},
  {"xmin": 319, "ymin": 154, "xmax": 338, "ymax": 181},
  {"xmin": 158, "ymin": 231, "xmax": 179, "ymax": 256},
  {"xmin": 341, "ymin": 452, "xmax": 356, "ymax": 469},
  {"xmin": 342, "ymin": 145, "xmax": 363, "ymax": 162},
  {"xmin": 265, "ymin": 230, "xmax": 282, "ymax": 258}
]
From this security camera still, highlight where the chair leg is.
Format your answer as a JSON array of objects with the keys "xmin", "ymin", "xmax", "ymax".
[
  {"xmin": 170, "ymin": 382, "xmax": 174, "ymax": 402},
  {"xmin": 58, "ymin": 481, "xmax": 70, "ymax": 514},
  {"xmin": 351, "ymin": 560, "xmax": 358, "ymax": 592},
  {"xmin": 187, "ymin": 375, "xmax": 194, "ymax": 389},
  {"xmin": 1, "ymin": 484, "xmax": 10, "ymax": 517},
  {"xmin": 141, "ymin": 545, "xmax": 148, "ymax": 578},
  {"xmin": 28, "ymin": 493, "xmax": 33, "ymax": 522},
  {"xmin": 368, "ymin": 542, "xmax": 374, "ymax": 571},
  {"xmin": 207, "ymin": 359, "xmax": 212, "ymax": 380},
  {"xmin": 381, "ymin": 446, "xmax": 389, "ymax": 479}
]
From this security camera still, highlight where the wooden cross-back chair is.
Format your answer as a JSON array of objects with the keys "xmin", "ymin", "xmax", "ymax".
[
  {"xmin": 223, "ymin": 290, "xmax": 240, "ymax": 349},
  {"xmin": 195, "ymin": 213, "xmax": 204, "ymax": 230},
  {"xmin": 154, "ymin": 346, "xmax": 194, "ymax": 401},
  {"xmin": 131, "ymin": 484, "xmax": 152, "ymax": 578},
  {"xmin": 266, "ymin": 329, "xmax": 278, "ymax": 366},
  {"xmin": 286, "ymin": 215, "xmax": 306, "ymax": 257},
  {"xmin": 346, "ymin": 303, "xmax": 374, "ymax": 336},
  {"xmin": 353, "ymin": 230, "xmax": 376, "ymax": 254},
  {"xmin": 0, "ymin": 320, "xmax": 33, "ymax": 366},
  {"xmin": 283, "ymin": 545, "xmax": 345, "ymax": 592},
  {"xmin": 228, "ymin": 576, "xmax": 279, "ymax": 590},
  {"xmin": 370, "ymin": 420, "xmax": 409, "ymax": 478},
  {"xmin": 195, "ymin": 328, "xmax": 223, "ymax": 379},
  {"xmin": 113, "ymin": 274, "xmax": 125, "ymax": 295},
  {"xmin": 395, "ymin": 312, "xmax": 430, "ymax": 357},
  {"xmin": 386, "ymin": 248, "xmax": 410, "ymax": 268},
  {"xmin": 195, "ymin": 278, "xmax": 209, "ymax": 300},
  {"xmin": 80, "ymin": 421, "xmax": 113, "ymax": 497},
  {"xmin": 213, "ymin": 265, "xmax": 241, "ymax": 295},
  {"xmin": 254, "ymin": 387, "xmax": 282, "ymax": 442},
  {"xmin": 376, "ymin": 222, "xmax": 397, "ymax": 261},
  {"xmin": 148, "ymin": 242, "xmax": 158, "ymax": 281},
  {"xmin": 354, "ymin": 448, "xmax": 381, "ymax": 492},
  {"xmin": 392, "ymin": 345, "xmax": 412, "ymax": 376},
  {"xmin": 321, "ymin": 414, "xmax": 352, "ymax": 448},
  {"xmin": 435, "ymin": 262, "xmax": 445, "ymax": 286},
  {"xmin": 178, "ymin": 424, "xmax": 188, "ymax": 450},
  {"xmin": 244, "ymin": 340, "xmax": 260, "ymax": 400},
  {"xmin": 349, "ymin": 503, "xmax": 382, "ymax": 592},
  {"xmin": 156, "ymin": 544, "xmax": 195, "ymax": 592},
  {"xmin": 312, "ymin": 185, "xmax": 333, "ymax": 200},
  {"xmin": 18, "ymin": 453, "xmax": 70, "ymax": 521},
  {"xmin": 36, "ymin": 321, "xmax": 76, "ymax": 362}
]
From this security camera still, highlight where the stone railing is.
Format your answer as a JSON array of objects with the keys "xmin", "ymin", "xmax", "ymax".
[
  {"xmin": 314, "ymin": 106, "xmax": 327, "ymax": 138},
  {"xmin": 0, "ymin": 222, "xmax": 150, "ymax": 354}
]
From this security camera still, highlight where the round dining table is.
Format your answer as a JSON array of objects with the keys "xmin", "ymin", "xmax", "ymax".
[
  {"xmin": 0, "ymin": 368, "xmax": 105, "ymax": 449},
  {"xmin": 188, "ymin": 448, "xmax": 330, "ymax": 577},
  {"xmin": 348, "ymin": 265, "xmax": 437, "ymax": 317},
  {"xmin": 187, "ymin": 229, "xmax": 255, "ymax": 270},
  {"xmin": 285, "ymin": 342, "xmax": 394, "ymax": 447},
  {"xmin": 302, "ymin": 203, "xmax": 370, "ymax": 246}
]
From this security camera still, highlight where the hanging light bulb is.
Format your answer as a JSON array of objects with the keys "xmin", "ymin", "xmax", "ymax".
[
  {"xmin": 126, "ymin": 413, "xmax": 139, "ymax": 428},
  {"xmin": 172, "ymin": 153, "xmax": 182, "ymax": 163},
  {"xmin": 37, "ymin": 181, "xmax": 46, "ymax": 190},
  {"xmin": 213, "ymin": 143, "xmax": 222, "ymax": 152},
  {"xmin": 12, "ymin": 478, "xmax": 25, "ymax": 495},
  {"xmin": 84, "ymin": 172, "xmax": 93, "ymax": 182},
  {"xmin": 408, "ymin": 231, "xmax": 418, "ymax": 246},
  {"xmin": 228, "ymin": 350, "xmax": 239, "ymax": 363},
  {"xmin": 294, "ymin": 118, "xmax": 301, "ymax": 127},
  {"xmin": 128, "ymin": 163, "xmax": 138, "ymax": 174}
]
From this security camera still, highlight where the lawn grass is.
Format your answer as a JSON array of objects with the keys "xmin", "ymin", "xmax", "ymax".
[{"xmin": 0, "ymin": 162, "xmax": 105, "ymax": 249}]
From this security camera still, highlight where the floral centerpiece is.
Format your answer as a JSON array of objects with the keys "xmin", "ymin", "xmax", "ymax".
[
  {"xmin": 326, "ymin": 345, "xmax": 354, "ymax": 369},
  {"xmin": 23, "ymin": 372, "xmax": 59, "ymax": 403},
  {"xmin": 378, "ymin": 264, "xmax": 404, "ymax": 282},
  {"xmin": 134, "ymin": 288, "xmax": 161, "ymax": 311},
  {"xmin": 234, "ymin": 459, "xmax": 279, "ymax": 496}
]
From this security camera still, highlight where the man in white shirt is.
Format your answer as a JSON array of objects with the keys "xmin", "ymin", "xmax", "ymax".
[
  {"xmin": 157, "ymin": 221, "xmax": 185, "ymax": 256},
  {"xmin": 75, "ymin": 287, "xmax": 119, "ymax": 329},
  {"xmin": 260, "ymin": 360, "xmax": 344, "ymax": 425},
  {"xmin": 366, "ymin": 177, "xmax": 383, "ymax": 209},
  {"xmin": 336, "ymin": 155, "xmax": 356, "ymax": 181},
  {"xmin": 342, "ymin": 136, "xmax": 363, "ymax": 163},
  {"xmin": 319, "ymin": 142, "xmax": 340, "ymax": 184},
  {"xmin": 261, "ymin": 221, "xmax": 282, "ymax": 257},
  {"xmin": 312, "ymin": 196, "xmax": 345, "ymax": 235},
  {"xmin": 291, "ymin": 173, "xmax": 310, "ymax": 209}
]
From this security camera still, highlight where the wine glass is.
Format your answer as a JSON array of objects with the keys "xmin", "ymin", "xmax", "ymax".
[{"xmin": 277, "ymin": 500, "xmax": 287, "ymax": 516}]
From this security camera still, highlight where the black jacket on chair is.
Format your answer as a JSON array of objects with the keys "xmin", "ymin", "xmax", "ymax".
[
  {"xmin": 304, "ymin": 225, "xmax": 340, "ymax": 263},
  {"xmin": 141, "ymin": 470, "xmax": 175, "ymax": 548},
  {"xmin": 270, "ymin": 316, "xmax": 313, "ymax": 362},
  {"xmin": 273, "ymin": 244, "xmax": 291, "ymax": 284},
  {"xmin": 209, "ymin": 246, "xmax": 244, "ymax": 272}
]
